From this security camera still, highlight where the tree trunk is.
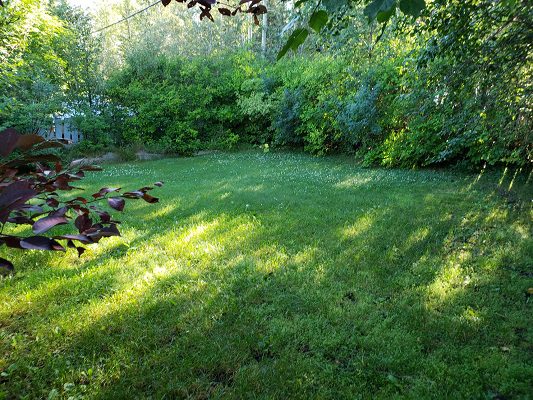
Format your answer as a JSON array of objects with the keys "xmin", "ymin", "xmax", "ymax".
[
  {"xmin": 248, "ymin": 14, "xmax": 253, "ymax": 42},
  {"xmin": 261, "ymin": 0, "xmax": 268, "ymax": 57}
]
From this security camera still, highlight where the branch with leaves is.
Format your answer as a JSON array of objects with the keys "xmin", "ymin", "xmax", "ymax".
[
  {"xmin": 163, "ymin": 0, "xmax": 267, "ymax": 24},
  {"xmin": 0, "ymin": 129, "xmax": 163, "ymax": 273},
  {"xmin": 277, "ymin": 0, "xmax": 426, "ymax": 59}
]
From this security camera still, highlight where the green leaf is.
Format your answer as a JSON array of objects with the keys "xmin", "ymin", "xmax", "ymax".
[
  {"xmin": 376, "ymin": 6, "xmax": 395, "ymax": 23},
  {"xmin": 294, "ymin": 0, "xmax": 308, "ymax": 7},
  {"xmin": 364, "ymin": 0, "xmax": 396, "ymax": 21},
  {"xmin": 398, "ymin": 0, "xmax": 425, "ymax": 17},
  {"xmin": 277, "ymin": 28, "xmax": 310, "ymax": 60},
  {"xmin": 309, "ymin": 10, "xmax": 329, "ymax": 33}
]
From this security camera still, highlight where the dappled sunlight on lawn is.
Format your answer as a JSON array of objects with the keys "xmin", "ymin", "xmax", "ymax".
[
  {"xmin": 404, "ymin": 227, "xmax": 431, "ymax": 249},
  {"xmin": 340, "ymin": 213, "xmax": 377, "ymax": 239},
  {"xmin": 141, "ymin": 203, "xmax": 180, "ymax": 221},
  {"xmin": 1, "ymin": 152, "xmax": 531, "ymax": 399},
  {"xmin": 334, "ymin": 175, "xmax": 373, "ymax": 189}
]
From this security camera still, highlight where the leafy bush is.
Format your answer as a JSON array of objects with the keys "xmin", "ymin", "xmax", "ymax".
[
  {"xmin": 74, "ymin": 51, "xmax": 529, "ymax": 168},
  {"xmin": 237, "ymin": 77, "xmax": 276, "ymax": 144},
  {"xmin": 272, "ymin": 88, "xmax": 305, "ymax": 147},
  {"xmin": 160, "ymin": 122, "xmax": 200, "ymax": 155},
  {"xmin": 336, "ymin": 78, "xmax": 382, "ymax": 152}
]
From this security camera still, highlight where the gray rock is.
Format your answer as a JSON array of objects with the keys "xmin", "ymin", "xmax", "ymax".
[{"xmin": 136, "ymin": 150, "xmax": 163, "ymax": 161}]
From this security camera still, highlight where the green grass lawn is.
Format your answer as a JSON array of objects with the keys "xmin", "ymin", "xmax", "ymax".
[{"xmin": 1, "ymin": 152, "xmax": 532, "ymax": 399}]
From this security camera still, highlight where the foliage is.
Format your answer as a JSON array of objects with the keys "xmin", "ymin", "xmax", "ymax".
[
  {"xmin": 0, "ymin": 129, "xmax": 162, "ymax": 272},
  {"xmin": 335, "ymin": 76, "xmax": 382, "ymax": 151},
  {"xmin": 272, "ymin": 88, "xmax": 305, "ymax": 146},
  {"xmin": 237, "ymin": 76, "xmax": 276, "ymax": 144},
  {"xmin": 0, "ymin": 0, "xmax": 105, "ymax": 139},
  {"xmin": 101, "ymin": 52, "xmax": 260, "ymax": 153},
  {"xmin": 0, "ymin": 1, "xmax": 64, "ymax": 133},
  {"xmin": 1, "ymin": 0, "xmax": 530, "ymax": 167},
  {"xmin": 277, "ymin": 0, "xmax": 427, "ymax": 58},
  {"xmin": 83, "ymin": 47, "xmax": 530, "ymax": 167},
  {"xmin": 162, "ymin": 0, "xmax": 267, "ymax": 25}
]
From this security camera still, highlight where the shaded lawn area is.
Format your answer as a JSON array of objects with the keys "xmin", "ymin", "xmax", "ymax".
[{"xmin": 1, "ymin": 152, "xmax": 532, "ymax": 399}]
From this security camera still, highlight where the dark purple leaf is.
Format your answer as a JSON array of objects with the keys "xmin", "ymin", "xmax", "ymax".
[
  {"xmin": 99, "ymin": 224, "xmax": 121, "ymax": 237},
  {"xmin": 16, "ymin": 134, "xmax": 44, "ymax": 151},
  {"xmin": 93, "ymin": 209, "xmax": 111, "ymax": 223},
  {"xmin": 108, "ymin": 197, "xmax": 125, "ymax": 211},
  {"xmin": 142, "ymin": 193, "xmax": 159, "ymax": 204},
  {"xmin": 122, "ymin": 190, "xmax": 144, "ymax": 199},
  {"xmin": 19, "ymin": 204, "xmax": 44, "ymax": 213},
  {"xmin": 33, "ymin": 141, "xmax": 65, "ymax": 151},
  {"xmin": 85, "ymin": 224, "xmax": 120, "ymax": 241},
  {"xmin": 71, "ymin": 205, "xmax": 90, "ymax": 214},
  {"xmin": 0, "ymin": 236, "xmax": 22, "ymax": 249},
  {"xmin": 20, "ymin": 236, "xmax": 65, "ymax": 251},
  {"xmin": 0, "ymin": 257, "xmax": 14, "ymax": 274},
  {"xmin": 0, "ymin": 128, "xmax": 20, "ymax": 157},
  {"xmin": 92, "ymin": 187, "xmax": 120, "ymax": 199},
  {"xmin": 49, "ymin": 207, "xmax": 68, "ymax": 218},
  {"xmin": 75, "ymin": 213, "xmax": 92, "ymax": 233},
  {"xmin": 0, "ymin": 181, "xmax": 38, "ymax": 223},
  {"xmin": 53, "ymin": 176, "xmax": 77, "ymax": 191},
  {"xmin": 0, "ymin": 168, "xmax": 17, "ymax": 182},
  {"xmin": 7, "ymin": 215, "xmax": 34, "ymax": 225},
  {"xmin": 4, "ymin": 154, "xmax": 62, "ymax": 168},
  {"xmin": 55, "ymin": 234, "xmax": 93, "ymax": 244},
  {"xmin": 32, "ymin": 215, "xmax": 69, "ymax": 234},
  {"xmin": 66, "ymin": 196, "xmax": 87, "ymax": 205},
  {"xmin": 46, "ymin": 197, "xmax": 60, "ymax": 207}
]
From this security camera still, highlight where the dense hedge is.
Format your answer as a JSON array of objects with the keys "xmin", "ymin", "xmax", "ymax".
[{"xmin": 80, "ymin": 51, "xmax": 531, "ymax": 167}]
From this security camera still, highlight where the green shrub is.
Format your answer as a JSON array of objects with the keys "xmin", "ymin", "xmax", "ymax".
[
  {"xmin": 61, "ymin": 141, "xmax": 110, "ymax": 163},
  {"xmin": 272, "ymin": 88, "xmax": 305, "ymax": 147},
  {"xmin": 159, "ymin": 122, "xmax": 200, "ymax": 155},
  {"xmin": 85, "ymin": 50, "xmax": 529, "ymax": 168},
  {"xmin": 336, "ymin": 78, "xmax": 382, "ymax": 152},
  {"xmin": 237, "ymin": 76, "xmax": 276, "ymax": 144}
]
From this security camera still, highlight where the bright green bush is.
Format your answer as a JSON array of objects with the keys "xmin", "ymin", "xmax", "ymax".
[
  {"xmin": 101, "ymin": 51, "xmax": 255, "ymax": 154},
  {"xmin": 75, "ymin": 50, "xmax": 529, "ymax": 167},
  {"xmin": 237, "ymin": 76, "xmax": 276, "ymax": 144}
]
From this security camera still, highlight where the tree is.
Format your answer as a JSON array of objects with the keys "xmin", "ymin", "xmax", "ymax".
[
  {"xmin": 261, "ymin": 0, "xmax": 268, "ymax": 56},
  {"xmin": 52, "ymin": 1, "xmax": 104, "ymax": 110},
  {"xmin": 0, "ymin": 0, "xmax": 66, "ymax": 133}
]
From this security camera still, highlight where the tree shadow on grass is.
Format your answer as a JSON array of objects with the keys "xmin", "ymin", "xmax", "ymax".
[{"xmin": 1, "ymin": 157, "xmax": 531, "ymax": 399}]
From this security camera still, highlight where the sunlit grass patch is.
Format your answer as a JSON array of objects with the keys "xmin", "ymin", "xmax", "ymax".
[{"xmin": 0, "ymin": 152, "xmax": 531, "ymax": 399}]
